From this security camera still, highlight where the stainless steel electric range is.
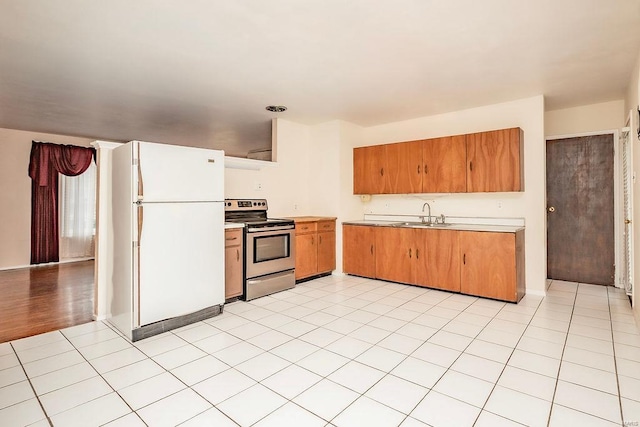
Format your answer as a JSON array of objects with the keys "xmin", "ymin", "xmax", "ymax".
[{"xmin": 224, "ymin": 199, "xmax": 296, "ymax": 300}]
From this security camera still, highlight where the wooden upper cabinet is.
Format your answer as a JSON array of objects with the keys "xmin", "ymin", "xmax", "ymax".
[
  {"xmin": 353, "ymin": 145, "xmax": 387, "ymax": 194},
  {"xmin": 466, "ymin": 128, "xmax": 523, "ymax": 192},
  {"xmin": 422, "ymin": 135, "xmax": 467, "ymax": 193},
  {"xmin": 343, "ymin": 224, "xmax": 376, "ymax": 278},
  {"xmin": 386, "ymin": 141, "xmax": 423, "ymax": 194},
  {"xmin": 353, "ymin": 127, "xmax": 523, "ymax": 195}
]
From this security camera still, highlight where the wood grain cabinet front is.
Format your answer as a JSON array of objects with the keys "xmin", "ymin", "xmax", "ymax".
[
  {"xmin": 459, "ymin": 230, "xmax": 525, "ymax": 302},
  {"xmin": 291, "ymin": 218, "xmax": 336, "ymax": 281},
  {"xmin": 342, "ymin": 224, "xmax": 376, "ymax": 278},
  {"xmin": 342, "ymin": 224, "xmax": 524, "ymax": 303},
  {"xmin": 224, "ymin": 228, "xmax": 243, "ymax": 300},
  {"xmin": 353, "ymin": 127, "xmax": 523, "ymax": 195},
  {"xmin": 466, "ymin": 127, "xmax": 524, "ymax": 192}
]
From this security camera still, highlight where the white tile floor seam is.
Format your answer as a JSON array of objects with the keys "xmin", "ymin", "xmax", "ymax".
[{"xmin": 0, "ymin": 277, "xmax": 639, "ymax": 426}]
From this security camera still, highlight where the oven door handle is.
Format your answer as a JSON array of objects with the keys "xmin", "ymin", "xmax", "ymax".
[{"xmin": 247, "ymin": 225, "xmax": 295, "ymax": 233}]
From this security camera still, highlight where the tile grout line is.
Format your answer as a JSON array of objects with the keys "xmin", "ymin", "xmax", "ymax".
[
  {"xmin": 543, "ymin": 279, "xmax": 577, "ymax": 427},
  {"xmin": 9, "ymin": 340, "xmax": 54, "ymax": 427}
]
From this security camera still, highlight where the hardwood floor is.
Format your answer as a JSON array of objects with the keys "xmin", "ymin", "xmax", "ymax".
[{"xmin": 0, "ymin": 260, "xmax": 94, "ymax": 343}]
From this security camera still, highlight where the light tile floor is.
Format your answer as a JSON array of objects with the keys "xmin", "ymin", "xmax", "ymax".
[{"xmin": 1, "ymin": 275, "xmax": 639, "ymax": 426}]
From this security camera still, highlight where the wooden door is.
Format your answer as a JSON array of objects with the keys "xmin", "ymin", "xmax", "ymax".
[
  {"xmin": 460, "ymin": 231, "xmax": 516, "ymax": 301},
  {"xmin": 386, "ymin": 140, "xmax": 423, "ymax": 194},
  {"xmin": 343, "ymin": 225, "xmax": 376, "ymax": 277},
  {"xmin": 375, "ymin": 227, "xmax": 414, "ymax": 284},
  {"xmin": 467, "ymin": 128, "xmax": 523, "ymax": 192},
  {"xmin": 295, "ymin": 233, "xmax": 317, "ymax": 280},
  {"xmin": 423, "ymin": 136, "xmax": 467, "ymax": 193},
  {"xmin": 546, "ymin": 135, "xmax": 615, "ymax": 285},
  {"xmin": 415, "ymin": 229, "xmax": 461, "ymax": 291},
  {"xmin": 317, "ymin": 230, "xmax": 336, "ymax": 274},
  {"xmin": 353, "ymin": 145, "xmax": 386, "ymax": 194}
]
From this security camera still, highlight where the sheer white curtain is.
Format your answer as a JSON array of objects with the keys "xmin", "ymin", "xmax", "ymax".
[{"xmin": 59, "ymin": 161, "xmax": 97, "ymax": 260}]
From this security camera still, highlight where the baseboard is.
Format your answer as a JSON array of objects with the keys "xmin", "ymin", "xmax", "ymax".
[{"xmin": 0, "ymin": 258, "xmax": 95, "ymax": 272}]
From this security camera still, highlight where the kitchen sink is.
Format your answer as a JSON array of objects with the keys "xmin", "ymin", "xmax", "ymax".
[{"xmin": 390, "ymin": 221, "xmax": 452, "ymax": 228}]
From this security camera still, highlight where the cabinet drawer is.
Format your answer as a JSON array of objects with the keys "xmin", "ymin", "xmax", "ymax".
[
  {"xmin": 296, "ymin": 222, "xmax": 317, "ymax": 234},
  {"xmin": 317, "ymin": 221, "xmax": 335, "ymax": 232},
  {"xmin": 225, "ymin": 229, "xmax": 242, "ymax": 247}
]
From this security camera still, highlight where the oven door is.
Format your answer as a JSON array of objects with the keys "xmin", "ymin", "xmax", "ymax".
[{"xmin": 246, "ymin": 226, "xmax": 295, "ymax": 278}]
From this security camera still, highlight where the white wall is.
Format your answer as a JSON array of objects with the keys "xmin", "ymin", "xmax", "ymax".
[
  {"xmin": 0, "ymin": 128, "xmax": 94, "ymax": 269},
  {"xmin": 225, "ymin": 119, "xmax": 312, "ymax": 217},
  {"xmin": 359, "ymin": 96, "xmax": 547, "ymax": 295},
  {"xmin": 545, "ymin": 100, "xmax": 625, "ymax": 136},
  {"xmin": 625, "ymin": 49, "xmax": 640, "ymax": 323}
]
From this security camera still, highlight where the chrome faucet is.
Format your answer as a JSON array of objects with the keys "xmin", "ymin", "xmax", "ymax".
[{"xmin": 421, "ymin": 202, "xmax": 432, "ymax": 224}]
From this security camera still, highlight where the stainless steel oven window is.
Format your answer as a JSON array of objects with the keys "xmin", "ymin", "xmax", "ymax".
[{"xmin": 254, "ymin": 233, "xmax": 290, "ymax": 262}]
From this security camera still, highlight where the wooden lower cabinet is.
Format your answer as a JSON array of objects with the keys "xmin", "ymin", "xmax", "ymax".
[
  {"xmin": 459, "ymin": 230, "xmax": 525, "ymax": 302},
  {"xmin": 224, "ymin": 228, "xmax": 243, "ymax": 300},
  {"xmin": 342, "ymin": 224, "xmax": 376, "ymax": 277},
  {"xmin": 291, "ymin": 217, "xmax": 337, "ymax": 281},
  {"xmin": 342, "ymin": 224, "xmax": 524, "ymax": 302},
  {"xmin": 375, "ymin": 226, "xmax": 414, "ymax": 284}
]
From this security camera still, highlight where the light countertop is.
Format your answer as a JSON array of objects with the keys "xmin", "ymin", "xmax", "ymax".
[
  {"xmin": 342, "ymin": 220, "xmax": 524, "ymax": 233},
  {"xmin": 284, "ymin": 216, "xmax": 337, "ymax": 223},
  {"xmin": 224, "ymin": 223, "xmax": 245, "ymax": 230}
]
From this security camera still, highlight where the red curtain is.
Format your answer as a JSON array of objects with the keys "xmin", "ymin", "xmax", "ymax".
[{"xmin": 28, "ymin": 141, "xmax": 96, "ymax": 264}]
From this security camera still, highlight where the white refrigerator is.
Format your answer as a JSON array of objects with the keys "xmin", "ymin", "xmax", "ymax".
[{"xmin": 109, "ymin": 141, "xmax": 225, "ymax": 341}]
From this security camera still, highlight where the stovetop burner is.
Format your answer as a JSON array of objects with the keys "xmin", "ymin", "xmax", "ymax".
[{"xmin": 224, "ymin": 199, "xmax": 294, "ymax": 229}]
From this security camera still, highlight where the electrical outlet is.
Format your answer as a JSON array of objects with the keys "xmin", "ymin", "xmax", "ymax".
[
  {"xmin": 384, "ymin": 202, "xmax": 390, "ymax": 208},
  {"xmin": 497, "ymin": 201, "xmax": 503, "ymax": 209},
  {"xmin": 254, "ymin": 182, "xmax": 263, "ymax": 191},
  {"xmin": 294, "ymin": 204, "xmax": 298, "ymax": 210}
]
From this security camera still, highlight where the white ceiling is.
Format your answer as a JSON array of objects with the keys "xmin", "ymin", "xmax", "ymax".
[{"xmin": 1, "ymin": 1, "xmax": 639, "ymax": 157}]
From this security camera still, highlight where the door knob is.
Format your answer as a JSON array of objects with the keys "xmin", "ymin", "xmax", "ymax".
[
  {"xmin": 625, "ymin": 219, "xmax": 632, "ymax": 224},
  {"xmin": 548, "ymin": 206, "xmax": 556, "ymax": 213}
]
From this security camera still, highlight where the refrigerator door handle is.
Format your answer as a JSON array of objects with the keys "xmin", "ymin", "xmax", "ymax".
[
  {"xmin": 137, "ymin": 143, "xmax": 144, "ymax": 200},
  {"xmin": 136, "ymin": 204, "xmax": 143, "ymax": 326}
]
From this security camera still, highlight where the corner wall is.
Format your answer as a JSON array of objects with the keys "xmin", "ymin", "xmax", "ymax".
[
  {"xmin": 0, "ymin": 128, "xmax": 94, "ymax": 269},
  {"xmin": 545, "ymin": 100, "xmax": 625, "ymax": 136}
]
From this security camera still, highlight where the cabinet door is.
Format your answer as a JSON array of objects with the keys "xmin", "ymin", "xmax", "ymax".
[
  {"xmin": 466, "ymin": 128, "xmax": 523, "ymax": 192},
  {"xmin": 343, "ymin": 225, "xmax": 376, "ymax": 278},
  {"xmin": 317, "ymin": 231, "xmax": 336, "ymax": 274},
  {"xmin": 423, "ymin": 136, "xmax": 467, "ymax": 193},
  {"xmin": 295, "ymin": 233, "xmax": 317, "ymax": 280},
  {"xmin": 225, "ymin": 229, "xmax": 243, "ymax": 299},
  {"xmin": 225, "ymin": 244, "xmax": 243, "ymax": 299},
  {"xmin": 386, "ymin": 140, "xmax": 423, "ymax": 194},
  {"xmin": 414, "ymin": 229, "xmax": 461, "ymax": 292},
  {"xmin": 353, "ymin": 145, "xmax": 386, "ymax": 194},
  {"xmin": 375, "ymin": 227, "xmax": 414, "ymax": 284},
  {"xmin": 460, "ymin": 231, "xmax": 517, "ymax": 301}
]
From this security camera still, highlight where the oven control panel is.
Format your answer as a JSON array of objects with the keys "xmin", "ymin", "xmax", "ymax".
[{"xmin": 225, "ymin": 199, "xmax": 268, "ymax": 211}]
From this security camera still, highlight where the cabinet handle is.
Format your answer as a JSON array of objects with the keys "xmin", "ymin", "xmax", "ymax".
[
  {"xmin": 463, "ymin": 253, "xmax": 466, "ymax": 264},
  {"xmin": 417, "ymin": 165, "xmax": 420, "ymax": 174},
  {"xmin": 424, "ymin": 164, "xmax": 428, "ymax": 175},
  {"xmin": 225, "ymin": 237, "xmax": 238, "ymax": 241},
  {"xmin": 409, "ymin": 248, "xmax": 412, "ymax": 258},
  {"xmin": 469, "ymin": 161, "xmax": 473, "ymax": 172},
  {"xmin": 236, "ymin": 249, "xmax": 239, "ymax": 261},
  {"xmin": 380, "ymin": 168, "xmax": 384, "ymax": 176},
  {"xmin": 311, "ymin": 236, "xmax": 314, "ymax": 245},
  {"xmin": 319, "ymin": 235, "xmax": 322, "ymax": 244},
  {"xmin": 416, "ymin": 249, "xmax": 419, "ymax": 259},
  {"xmin": 370, "ymin": 244, "xmax": 373, "ymax": 255}
]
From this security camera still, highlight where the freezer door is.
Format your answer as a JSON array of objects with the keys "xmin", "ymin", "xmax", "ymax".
[
  {"xmin": 134, "ymin": 141, "xmax": 224, "ymax": 203},
  {"xmin": 135, "ymin": 201, "xmax": 224, "ymax": 327}
]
